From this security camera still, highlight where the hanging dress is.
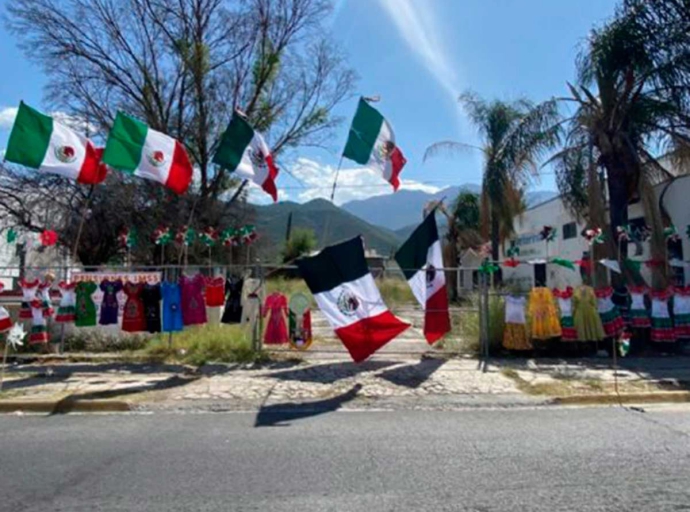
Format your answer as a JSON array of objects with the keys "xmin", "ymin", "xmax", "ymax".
[
  {"xmin": 263, "ymin": 292, "xmax": 289, "ymax": 344},
  {"xmin": 180, "ymin": 274, "xmax": 207, "ymax": 326},
  {"xmin": 37, "ymin": 281, "xmax": 55, "ymax": 317},
  {"xmin": 29, "ymin": 299, "xmax": 49, "ymax": 344},
  {"xmin": 0, "ymin": 283, "xmax": 13, "ymax": 332},
  {"xmin": 596, "ymin": 287, "xmax": 625, "ymax": 338},
  {"xmin": 122, "ymin": 282, "xmax": 146, "ymax": 333},
  {"xmin": 628, "ymin": 285, "xmax": 650, "ymax": 329},
  {"xmin": 528, "ymin": 287, "xmax": 562, "ymax": 340},
  {"xmin": 141, "ymin": 283, "xmax": 162, "ymax": 334},
  {"xmin": 613, "ymin": 287, "xmax": 631, "ymax": 328},
  {"xmin": 673, "ymin": 286, "xmax": 690, "ymax": 339},
  {"xmin": 553, "ymin": 287, "xmax": 577, "ymax": 342},
  {"xmin": 503, "ymin": 295, "xmax": 532, "ymax": 350},
  {"xmin": 75, "ymin": 281, "xmax": 98, "ymax": 327},
  {"xmin": 18, "ymin": 278, "xmax": 39, "ymax": 320},
  {"xmin": 221, "ymin": 277, "xmax": 244, "ymax": 324},
  {"xmin": 55, "ymin": 281, "xmax": 77, "ymax": 323},
  {"xmin": 572, "ymin": 286, "xmax": 606, "ymax": 342},
  {"xmin": 204, "ymin": 276, "xmax": 225, "ymax": 307},
  {"xmin": 651, "ymin": 288, "xmax": 675, "ymax": 343},
  {"xmin": 99, "ymin": 279, "xmax": 123, "ymax": 326},
  {"xmin": 161, "ymin": 282, "xmax": 183, "ymax": 333}
]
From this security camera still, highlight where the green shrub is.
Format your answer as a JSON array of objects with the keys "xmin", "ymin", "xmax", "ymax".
[{"xmin": 146, "ymin": 324, "xmax": 266, "ymax": 365}]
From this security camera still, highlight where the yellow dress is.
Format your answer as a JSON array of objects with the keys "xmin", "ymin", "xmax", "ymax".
[
  {"xmin": 503, "ymin": 295, "xmax": 532, "ymax": 351},
  {"xmin": 528, "ymin": 287, "xmax": 562, "ymax": 340}
]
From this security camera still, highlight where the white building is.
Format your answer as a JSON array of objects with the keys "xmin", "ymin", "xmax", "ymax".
[{"xmin": 504, "ymin": 175, "xmax": 690, "ymax": 290}]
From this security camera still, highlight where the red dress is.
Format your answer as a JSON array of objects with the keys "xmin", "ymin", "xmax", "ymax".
[
  {"xmin": 263, "ymin": 293, "xmax": 288, "ymax": 344},
  {"xmin": 122, "ymin": 282, "xmax": 146, "ymax": 332},
  {"xmin": 204, "ymin": 276, "xmax": 225, "ymax": 307}
]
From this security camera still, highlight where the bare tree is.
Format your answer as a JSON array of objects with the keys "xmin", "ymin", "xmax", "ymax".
[{"xmin": 1, "ymin": 0, "xmax": 356, "ymax": 263}]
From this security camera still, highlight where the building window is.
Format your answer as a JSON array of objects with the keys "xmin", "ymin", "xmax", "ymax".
[{"xmin": 563, "ymin": 222, "xmax": 577, "ymax": 240}]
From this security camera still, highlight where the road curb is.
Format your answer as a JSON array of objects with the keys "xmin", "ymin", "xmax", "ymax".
[
  {"xmin": 0, "ymin": 399, "xmax": 132, "ymax": 414},
  {"xmin": 552, "ymin": 391, "xmax": 690, "ymax": 406}
]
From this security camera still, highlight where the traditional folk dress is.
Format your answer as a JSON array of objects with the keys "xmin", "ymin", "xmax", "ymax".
[
  {"xmin": 99, "ymin": 279, "xmax": 123, "ymax": 326},
  {"xmin": 673, "ymin": 286, "xmax": 690, "ymax": 339},
  {"xmin": 0, "ymin": 283, "xmax": 13, "ymax": 333},
  {"xmin": 29, "ymin": 299, "xmax": 49, "ymax": 344},
  {"xmin": 528, "ymin": 287, "xmax": 562, "ymax": 340},
  {"xmin": 650, "ymin": 288, "xmax": 675, "ymax": 343},
  {"xmin": 75, "ymin": 281, "xmax": 98, "ymax": 327},
  {"xmin": 55, "ymin": 281, "xmax": 77, "ymax": 323},
  {"xmin": 628, "ymin": 285, "xmax": 650, "ymax": 329},
  {"xmin": 573, "ymin": 286, "xmax": 606, "ymax": 342},
  {"xmin": 161, "ymin": 282, "xmax": 183, "ymax": 333},
  {"xmin": 141, "ymin": 283, "xmax": 162, "ymax": 334},
  {"xmin": 180, "ymin": 274, "xmax": 207, "ymax": 326},
  {"xmin": 553, "ymin": 287, "xmax": 577, "ymax": 342},
  {"xmin": 263, "ymin": 292, "xmax": 289, "ymax": 344},
  {"xmin": 596, "ymin": 287, "xmax": 625, "ymax": 338},
  {"xmin": 37, "ymin": 281, "xmax": 55, "ymax": 317},
  {"xmin": 18, "ymin": 278, "xmax": 39, "ymax": 319},
  {"xmin": 122, "ymin": 282, "xmax": 146, "ymax": 333},
  {"xmin": 503, "ymin": 295, "xmax": 532, "ymax": 351}
]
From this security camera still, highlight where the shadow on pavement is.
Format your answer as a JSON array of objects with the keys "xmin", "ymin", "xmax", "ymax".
[
  {"xmin": 263, "ymin": 360, "xmax": 397, "ymax": 385},
  {"xmin": 376, "ymin": 358, "xmax": 446, "ymax": 389},
  {"xmin": 254, "ymin": 384, "xmax": 362, "ymax": 427},
  {"xmin": 49, "ymin": 374, "xmax": 200, "ymax": 415},
  {"xmin": 8, "ymin": 363, "xmax": 192, "ymax": 377}
]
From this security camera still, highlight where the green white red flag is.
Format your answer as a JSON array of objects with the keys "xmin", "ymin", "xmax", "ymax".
[
  {"xmin": 342, "ymin": 98, "xmax": 406, "ymax": 191},
  {"xmin": 101, "ymin": 112, "xmax": 193, "ymax": 194},
  {"xmin": 4, "ymin": 102, "xmax": 107, "ymax": 185},
  {"xmin": 212, "ymin": 112, "xmax": 279, "ymax": 202},
  {"xmin": 395, "ymin": 212, "xmax": 451, "ymax": 344},
  {"xmin": 297, "ymin": 237, "xmax": 410, "ymax": 362}
]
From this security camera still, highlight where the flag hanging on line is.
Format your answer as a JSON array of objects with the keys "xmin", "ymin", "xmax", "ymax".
[
  {"xmin": 296, "ymin": 237, "xmax": 410, "ymax": 362},
  {"xmin": 342, "ymin": 97, "xmax": 406, "ymax": 191},
  {"xmin": 4, "ymin": 102, "xmax": 107, "ymax": 185},
  {"xmin": 101, "ymin": 112, "xmax": 193, "ymax": 194},
  {"xmin": 212, "ymin": 112, "xmax": 279, "ymax": 202},
  {"xmin": 394, "ymin": 211, "xmax": 451, "ymax": 344}
]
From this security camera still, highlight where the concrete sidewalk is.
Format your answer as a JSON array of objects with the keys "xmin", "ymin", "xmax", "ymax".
[{"xmin": 1, "ymin": 355, "xmax": 689, "ymax": 413}]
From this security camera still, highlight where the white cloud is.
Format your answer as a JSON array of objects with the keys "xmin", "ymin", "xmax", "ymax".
[
  {"xmin": 0, "ymin": 107, "xmax": 18, "ymax": 130},
  {"xmin": 377, "ymin": 0, "xmax": 461, "ymax": 103},
  {"xmin": 274, "ymin": 157, "xmax": 440, "ymax": 205}
]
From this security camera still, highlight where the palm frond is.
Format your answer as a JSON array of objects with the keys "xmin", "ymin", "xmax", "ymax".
[{"xmin": 423, "ymin": 141, "xmax": 480, "ymax": 162}]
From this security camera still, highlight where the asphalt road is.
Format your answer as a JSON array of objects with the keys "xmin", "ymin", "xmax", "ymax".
[{"xmin": 1, "ymin": 406, "xmax": 689, "ymax": 511}]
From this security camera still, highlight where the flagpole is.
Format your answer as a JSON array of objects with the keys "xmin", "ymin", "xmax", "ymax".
[
  {"xmin": 329, "ymin": 156, "xmax": 344, "ymax": 203},
  {"xmin": 72, "ymin": 184, "xmax": 96, "ymax": 261}
]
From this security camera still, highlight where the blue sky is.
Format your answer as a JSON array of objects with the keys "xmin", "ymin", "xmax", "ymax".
[{"xmin": 0, "ymin": 0, "xmax": 618, "ymax": 204}]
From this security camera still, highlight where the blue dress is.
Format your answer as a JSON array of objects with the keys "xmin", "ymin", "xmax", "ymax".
[{"xmin": 161, "ymin": 282, "xmax": 183, "ymax": 332}]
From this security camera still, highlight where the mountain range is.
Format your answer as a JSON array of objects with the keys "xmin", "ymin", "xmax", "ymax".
[{"xmin": 253, "ymin": 185, "xmax": 558, "ymax": 262}]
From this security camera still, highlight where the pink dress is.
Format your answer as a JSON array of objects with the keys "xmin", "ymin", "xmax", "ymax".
[
  {"xmin": 180, "ymin": 275, "xmax": 207, "ymax": 326},
  {"xmin": 263, "ymin": 293, "xmax": 288, "ymax": 344}
]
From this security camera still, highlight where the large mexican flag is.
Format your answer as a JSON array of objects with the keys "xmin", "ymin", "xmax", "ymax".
[
  {"xmin": 212, "ymin": 112, "xmax": 279, "ymax": 202},
  {"xmin": 297, "ymin": 237, "xmax": 410, "ymax": 362},
  {"xmin": 102, "ymin": 112, "xmax": 193, "ymax": 194},
  {"xmin": 395, "ymin": 212, "xmax": 451, "ymax": 344},
  {"xmin": 342, "ymin": 98, "xmax": 406, "ymax": 191},
  {"xmin": 4, "ymin": 102, "xmax": 107, "ymax": 185}
]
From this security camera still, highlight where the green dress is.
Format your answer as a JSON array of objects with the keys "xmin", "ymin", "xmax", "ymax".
[
  {"xmin": 572, "ymin": 285, "xmax": 605, "ymax": 342},
  {"xmin": 75, "ymin": 281, "xmax": 98, "ymax": 327}
]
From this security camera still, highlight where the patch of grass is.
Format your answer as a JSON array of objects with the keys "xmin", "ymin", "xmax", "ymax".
[
  {"xmin": 376, "ymin": 277, "xmax": 415, "ymax": 306},
  {"xmin": 146, "ymin": 324, "xmax": 268, "ymax": 366}
]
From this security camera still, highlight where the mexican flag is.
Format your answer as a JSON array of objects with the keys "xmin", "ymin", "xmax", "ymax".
[
  {"xmin": 297, "ymin": 237, "xmax": 410, "ymax": 362},
  {"xmin": 343, "ymin": 98, "xmax": 406, "ymax": 191},
  {"xmin": 212, "ymin": 112, "xmax": 279, "ymax": 202},
  {"xmin": 102, "ymin": 112, "xmax": 193, "ymax": 194},
  {"xmin": 395, "ymin": 212, "xmax": 451, "ymax": 344},
  {"xmin": 4, "ymin": 102, "xmax": 107, "ymax": 185}
]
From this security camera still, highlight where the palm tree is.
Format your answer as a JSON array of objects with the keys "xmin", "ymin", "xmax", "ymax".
[
  {"xmin": 551, "ymin": 1, "xmax": 690, "ymax": 289},
  {"xmin": 425, "ymin": 93, "xmax": 560, "ymax": 274}
]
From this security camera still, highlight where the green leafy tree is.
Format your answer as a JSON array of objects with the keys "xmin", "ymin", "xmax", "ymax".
[{"xmin": 282, "ymin": 228, "xmax": 317, "ymax": 263}]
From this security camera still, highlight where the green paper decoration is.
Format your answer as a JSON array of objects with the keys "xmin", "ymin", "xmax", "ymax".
[
  {"xmin": 6, "ymin": 228, "xmax": 17, "ymax": 244},
  {"xmin": 551, "ymin": 258, "xmax": 576, "ymax": 270},
  {"xmin": 478, "ymin": 259, "xmax": 499, "ymax": 275}
]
